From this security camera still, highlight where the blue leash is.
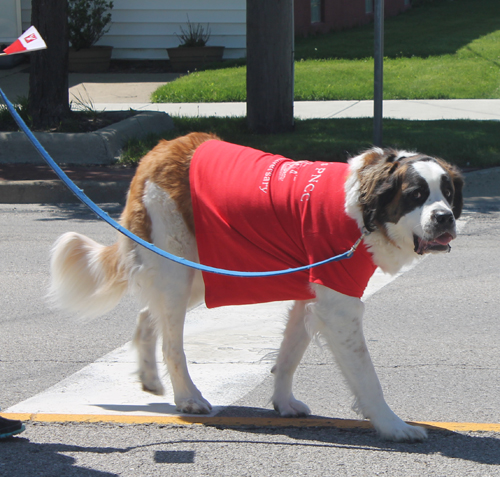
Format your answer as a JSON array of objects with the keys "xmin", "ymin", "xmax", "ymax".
[{"xmin": 0, "ymin": 87, "xmax": 365, "ymax": 277}]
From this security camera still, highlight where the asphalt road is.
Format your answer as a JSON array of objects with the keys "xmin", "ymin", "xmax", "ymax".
[{"xmin": 1, "ymin": 200, "xmax": 499, "ymax": 476}]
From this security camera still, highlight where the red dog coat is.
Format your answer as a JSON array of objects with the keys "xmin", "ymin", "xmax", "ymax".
[{"xmin": 190, "ymin": 140, "xmax": 376, "ymax": 308}]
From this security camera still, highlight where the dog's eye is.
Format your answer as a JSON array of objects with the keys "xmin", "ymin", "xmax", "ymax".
[
  {"xmin": 412, "ymin": 190, "xmax": 422, "ymax": 200},
  {"xmin": 444, "ymin": 189, "xmax": 452, "ymax": 198}
]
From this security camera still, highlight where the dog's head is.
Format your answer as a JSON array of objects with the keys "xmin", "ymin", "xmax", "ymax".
[{"xmin": 355, "ymin": 148, "xmax": 464, "ymax": 255}]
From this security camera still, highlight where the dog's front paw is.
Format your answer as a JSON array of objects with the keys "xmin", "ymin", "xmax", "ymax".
[
  {"xmin": 374, "ymin": 416, "xmax": 428, "ymax": 442},
  {"xmin": 273, "ymin": 394, "xmax": 311, "ymax": 417},
  {"xmin": 176, "ymin": 395, "xmax": 213, "ymax": 414}
]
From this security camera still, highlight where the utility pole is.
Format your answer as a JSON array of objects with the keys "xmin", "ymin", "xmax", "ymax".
[
  {"xmin": 373, "ymin": 0, "xmax": 384, "ymax": 147},
  {"xmin": 29, "ymin": 0, "xmax": 70, "ymax": 129},
  {"xmin": 246, "ymin": 0, "xmax": 294, "ymax": 133}
]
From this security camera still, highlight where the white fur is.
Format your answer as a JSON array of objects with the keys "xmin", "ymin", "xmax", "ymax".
[
  {"xmin": 49, "ymin": 150, "xmax": 458, "ymax": 442},
  {"xmin": 48, "ymin": 232, "xmax": 127, "ymax": 318}
]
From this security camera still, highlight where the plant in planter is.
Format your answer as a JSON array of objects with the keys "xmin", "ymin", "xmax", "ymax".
[
  {"xmin": 167, "ymin": 17, "xmax": 225, "ymax": 72},
  {"xmin": 68, "ymin": 0, "xmax": 114, "ymax": 73}
]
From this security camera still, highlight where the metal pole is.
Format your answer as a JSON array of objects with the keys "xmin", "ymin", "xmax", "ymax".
[
  {"xmin": 373, "ymin": 0, "xmax": 384, "ymax": 147},
  {"xmin": 291, "ymin": 0, "xmax": 295, "ymax": 127}
]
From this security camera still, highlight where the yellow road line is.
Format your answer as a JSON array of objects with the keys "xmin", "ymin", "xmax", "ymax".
[{"xmin": 2, "ymin": 413, "xmax": 500, "ymax": 433}]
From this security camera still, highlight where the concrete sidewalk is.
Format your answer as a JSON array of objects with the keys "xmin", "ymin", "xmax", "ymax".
[
  {"xmin": 2, "ymin": 64, "xmax": 500, "ymax": 120},
  {"xmin": 0, "ymin": 64, "xmax": 180, "ymax": 104},
  {"xmin": 79, "ymin": 99, "xmax": 500, "ymax": 121}
]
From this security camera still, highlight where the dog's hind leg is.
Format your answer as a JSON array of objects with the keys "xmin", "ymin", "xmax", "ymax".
[
  {"xmin": 134, "ymin": 308, "xmax": 164, "ymax": 396},
  {"xmin": 136, "ymin": 256, "xmax": 211, "ymax": 414},
  {"xmin": 155, "ymin": 268, "xmax": 211, "ymax": 414},
  {"xmin": 137, "ymin": 181, "xmax": 211, "ymax": 414},
  {"xmin": 271, "ymin": 300, "xmax": 312, "ymax": 417}
]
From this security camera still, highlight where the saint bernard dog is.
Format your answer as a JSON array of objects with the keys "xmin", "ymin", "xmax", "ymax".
[{"xmin": 49, "ymin": 133, "xmax": 463, "ymax": 442}]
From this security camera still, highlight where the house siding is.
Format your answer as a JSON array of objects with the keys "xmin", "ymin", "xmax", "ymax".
[
  {"xmin": 106, "ymin": 0, "xmax": 246, "ymax": 60},
  {"xmin": 21, "ymin": 0, "xmax": 246, "ymax": 60},
  {"xmin": 20, "ymin": 0, "xmax": 31, "ymax": 32},
  {"xmin": 295, "ymin": 0, "xmax": 411, "ymax": 36}
]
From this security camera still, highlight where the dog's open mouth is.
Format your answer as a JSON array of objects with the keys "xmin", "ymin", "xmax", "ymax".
[{"xmin": 413, "ymin": 232, "xmax": 455, "ymax": 255}]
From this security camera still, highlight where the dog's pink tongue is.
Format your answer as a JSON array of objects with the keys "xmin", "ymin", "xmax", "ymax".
[{"xmin": 434, "ymin": 232, "xmax": 454, "ymax": 245}]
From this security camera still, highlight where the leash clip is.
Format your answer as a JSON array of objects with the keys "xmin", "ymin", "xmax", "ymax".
[{"xmin": 347, "ymin": 228, "xmax": 370, "ymax": 257}]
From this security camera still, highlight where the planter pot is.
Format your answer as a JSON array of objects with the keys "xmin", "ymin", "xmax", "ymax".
[
  {"xmin": 167, "ymin": 46, "xmax": 225, "ymax": 72},
  {"xmin": 69, "ymin": 46, "xmax": 113, "ymax": 73}
]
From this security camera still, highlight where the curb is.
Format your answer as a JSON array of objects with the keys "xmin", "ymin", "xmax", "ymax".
[
  {"xmin": 0, "ymin": 179, "xmax": 130, "ymax": 204},
  {"xmin": 0, "ymin": 110, "xmax": 174, "ymax": 203},
  {"xmin": 0, "ymin": 111, "xmax": 174, "ymax": 165}
]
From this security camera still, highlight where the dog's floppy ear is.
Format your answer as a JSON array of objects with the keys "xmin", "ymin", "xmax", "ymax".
[
  {"xmin": 436, "ymin": 159, "xmax": 464, "ymax": 220},
  {"xmin": 357, "ymin": 150, "xmax": 402, "ymax": 232},
  {"xmin": 450, "ymin": 167, "xmax": 464, "ymax": 220}
]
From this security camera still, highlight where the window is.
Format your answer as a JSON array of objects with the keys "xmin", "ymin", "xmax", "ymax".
[
  {"xmin": 311, "ymin": 0, "xmax": 322, "ymax": 23},
  {"xmin": 365, "ymin": 0, "xmax": 374, "ymax": 14}
]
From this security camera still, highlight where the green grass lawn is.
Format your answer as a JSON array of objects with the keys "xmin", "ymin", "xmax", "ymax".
[
  {"xmin": 121, "ymin": 116, "xmax": 500, "ymax": 170},
  {"xmin": 152, "ymin": 0, "xmax": 500, "ymax": 102},
  {"xmin": 131, "ymin": 0, "xmax": 500, "ymax": 169}
]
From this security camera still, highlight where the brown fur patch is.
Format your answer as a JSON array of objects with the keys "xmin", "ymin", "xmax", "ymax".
[
  {"xmin": 382, "ymin": 185, "xmax": 405, "ymax": 224},
  {"xmin": 120, "ymin": 132, "xmax": 220, "ymax": 241},
  {"xmin": 434, "ymin": 157, "xmax": 465, "ymax": 219},
  {"xmin": 356, "ymin": 149, "xmax": 404, "ymax": 235},
  {"xmin": 120, "ymin": 165, "xmax": 153, "ymax": 243}
]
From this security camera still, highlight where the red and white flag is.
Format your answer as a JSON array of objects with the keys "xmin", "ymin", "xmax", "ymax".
[{"xmin": 2, "ymin": 26, "xmax": 47, "ymax": 55}]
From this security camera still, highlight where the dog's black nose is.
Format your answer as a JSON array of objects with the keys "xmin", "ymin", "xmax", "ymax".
[{"xmin": 433, "ymin": 209, "xmax": 454, "ymax": 225}]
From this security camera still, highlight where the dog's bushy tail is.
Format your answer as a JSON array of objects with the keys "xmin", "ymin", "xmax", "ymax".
[{"xmin": 48, "ymin": 232, "xmax": 128, "ymax": 318}]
